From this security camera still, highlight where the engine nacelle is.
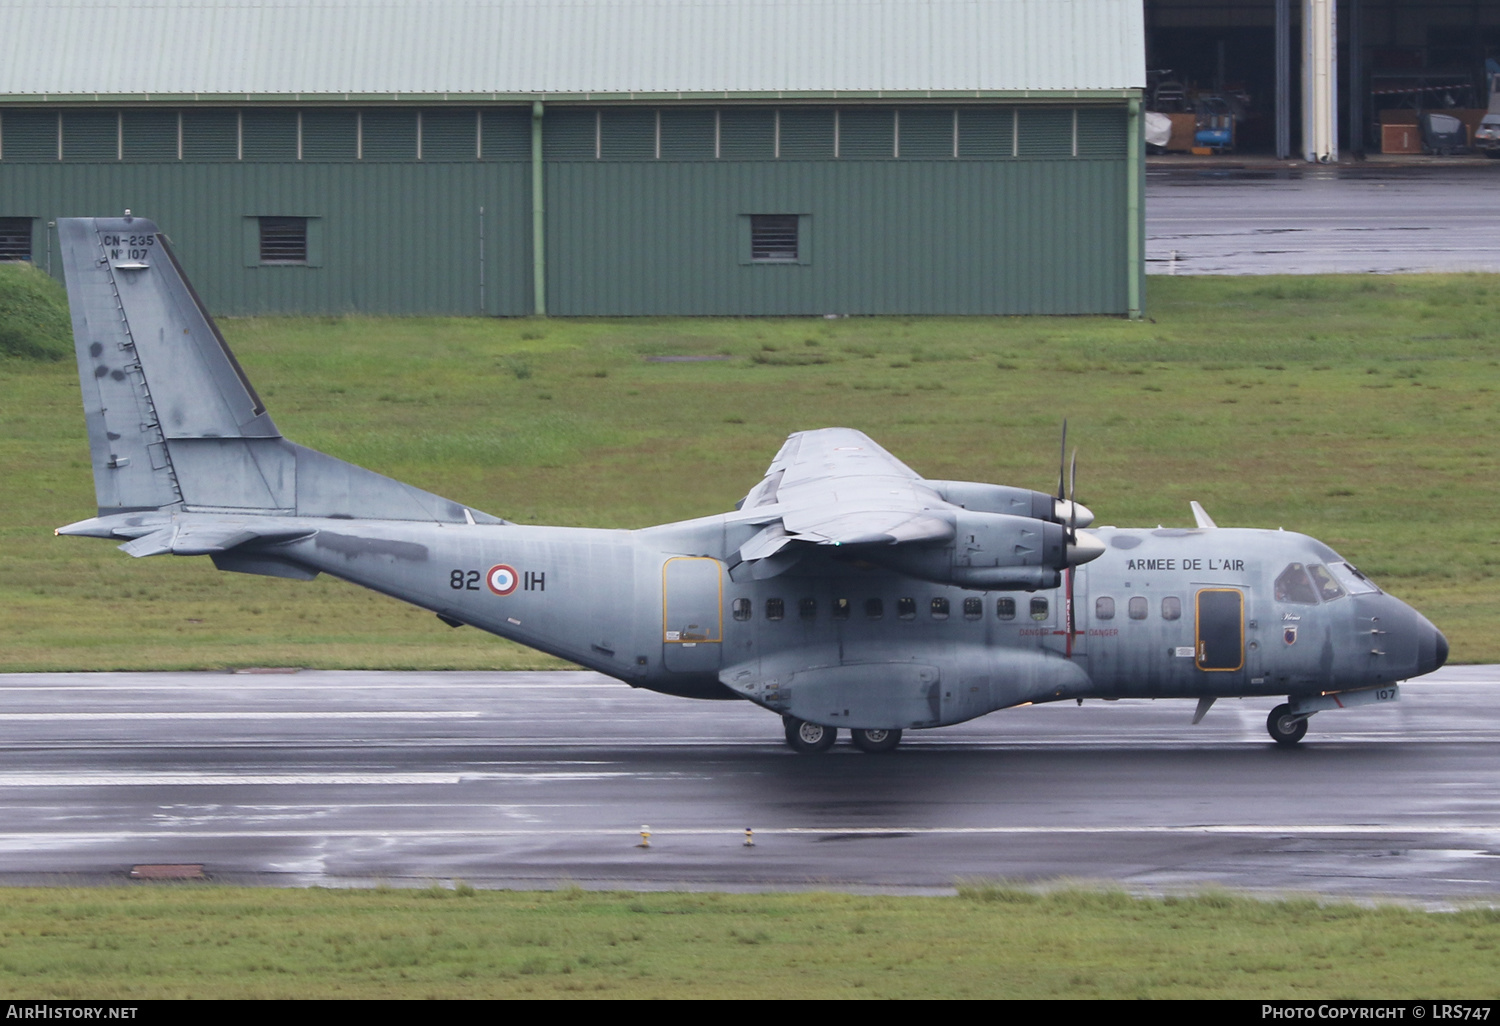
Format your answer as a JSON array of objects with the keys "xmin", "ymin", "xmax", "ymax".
[
  {"xmin": 927, "ymin": 481, "xmax": 1054, "ymax": 520},
  {"xmin": 928, "ymin": 479, "xmax": 1094, "ymax": 529},
  {"xmin": 860, "ymin": 510, "xmax": 1092, "ymax": 591}
]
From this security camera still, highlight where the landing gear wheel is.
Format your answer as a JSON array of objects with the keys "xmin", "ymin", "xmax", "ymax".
[
  {"xmin": 784, "ymin": 717, "xmax": 838, "ymax": 753},
  {"xmin": 1267, "ymin": 704, "xmax": 1309, "ymax": 747},
  {"xmin": 850, "ymin": 728, "xmax": 903, "ymax": 754}
]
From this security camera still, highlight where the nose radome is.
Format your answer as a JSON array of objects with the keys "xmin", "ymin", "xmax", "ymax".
[{"xmin": 1432, "ymin": 628, "xmax": 1449, "ymax": 671}]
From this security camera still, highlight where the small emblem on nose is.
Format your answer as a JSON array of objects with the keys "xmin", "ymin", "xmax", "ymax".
[{"xmin": 1283, "ymin": 626, "xmax": 1298, "ymax": 646}]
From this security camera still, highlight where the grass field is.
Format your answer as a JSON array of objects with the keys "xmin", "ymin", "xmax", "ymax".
[
  {"xmin": 2, "ymin": 272, "xmax": 1498, "ymax": 669},
  {"xmin": 0, "ymin": 885, "xmax": 1496, "ymax": 999}
]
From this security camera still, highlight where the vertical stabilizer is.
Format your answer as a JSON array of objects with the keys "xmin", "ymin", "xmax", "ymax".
[
  {"xmin": 59, "ymin": 215, "xmax": 495, "ymax": 526},
  {"xmin": 60, "ymin": 215, "xmax": 279, "ymax": 514}
]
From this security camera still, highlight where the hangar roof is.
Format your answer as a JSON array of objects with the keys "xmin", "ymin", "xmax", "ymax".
[{"xmin": 0, "ymin": 0, "xmax": 1144, "ymax": 100}]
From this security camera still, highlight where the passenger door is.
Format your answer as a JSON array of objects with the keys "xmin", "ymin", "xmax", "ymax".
[
  {"xmin": 662, "ymin": 556, "xmax": 723, "ymax": 672},
  {"xmin": 1195, "ymin": 588, "xmax": 1244, "ymax": 672}
]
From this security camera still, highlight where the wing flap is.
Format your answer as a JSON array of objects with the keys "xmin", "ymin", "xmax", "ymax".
[{"xmin": 782, "ymin": 509, "xmax": 955, "ymax": 547}]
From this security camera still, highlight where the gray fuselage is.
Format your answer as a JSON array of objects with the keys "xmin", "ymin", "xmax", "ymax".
[{"xmin": 265, "ymin": 512, "xmax": 1446, "ymax": 731}]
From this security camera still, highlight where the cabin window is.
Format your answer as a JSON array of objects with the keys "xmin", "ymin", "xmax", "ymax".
[
  {"xmin": 898, "ymin": 597, "xmax": 916, "ymax": 620},
  {"xmin": 1161, "ymin": 596, "xmax": 1182, "ymax": 621},
  {"xmin": 1030, "ymin": 597, "xmax": 1048, "ymax": 621},
  {"xmin": 1095, "ymin": 597, "xmax": 1115, "ymax": 620},
  {"xmin": 1307, "ymin": 564, "xmax": 1345, "ymax": 602},
  {"xmin": 799, "ymin": 598, "xmax": 817, "ymax": 620},
  {"xmin": 865, "ymin": 597, "xmax": 884, "ymax": 619},
  {"xmin": 931, "ymin": 597, "xmax": 950, "ymax": 620},
  {"xmin": 1128, "ymin": 596, "xmax": 1148, "ymax": 620},
  {"xmin": 1274, "ymin": 563, "xmax": 1319, "ymax": 604},
  {"xmin": 833, "ymin": 597, "xmax": 851, "ymax": 621},
  {"xmin": 766, "ymin": 598, "xmax": 784, "ymax": 621},
  {"xmin": 963, "ymin": 597, "xmax": 983, "ymax": 620},
  {"xmin": 732, "ymin": 598, "xmax": 752, "ymax": 621},
  {"xmin": 997, "ymin": 598, "xmax": 1016, "ymax": 620}
]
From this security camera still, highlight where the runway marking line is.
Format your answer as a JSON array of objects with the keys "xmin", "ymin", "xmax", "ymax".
[{"xmin": 0, "ymin": 825, "xmax": 1496, "ymax": 841}]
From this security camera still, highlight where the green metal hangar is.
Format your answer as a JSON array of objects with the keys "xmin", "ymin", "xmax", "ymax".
[{"xmin": 0, "ymin": 0, "xmax": 1145, "ymax": 317}]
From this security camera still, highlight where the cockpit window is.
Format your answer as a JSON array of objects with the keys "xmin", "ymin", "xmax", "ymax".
[
  {"xmin": 1306, "ymin": 563, "xmax": 1346, "ymax": 602},
  {"xmin": 1327, "ymin": 561, "xmax": 1381, "ymax": 596},
  {"xmin": 1274, "ymin": 563, "xmax": 1319, "ymax": 604}
]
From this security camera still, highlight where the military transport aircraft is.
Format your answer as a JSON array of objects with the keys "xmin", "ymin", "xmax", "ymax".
[{"xmin": 55, "ymin": 215, "xmax": 1448, "ymax": 752}]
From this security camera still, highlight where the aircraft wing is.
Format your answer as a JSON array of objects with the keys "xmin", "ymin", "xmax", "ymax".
[{"xmin": 729, "ymin": 429, "xmax": 956, "ymax": 563}]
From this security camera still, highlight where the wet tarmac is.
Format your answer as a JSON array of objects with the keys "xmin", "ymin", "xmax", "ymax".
[
  {"xmin": 1147, "ymin": 163, "xmax": 1500, "ymax": 274},
  {"xmin": 1, "ymin": 666, "xmax": 1497, "ymax": 900}
]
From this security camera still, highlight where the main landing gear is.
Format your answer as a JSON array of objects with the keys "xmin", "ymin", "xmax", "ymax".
[
  {"xmin": 1266, "ymin": 703, "xmax": 1310, "ymax": 748},
  {"xmin": 782, "ymin": 717, "xmax": 904, "ymax": 754},
  {"xmin": 784, "ymin": 717, "xmax": 837, "ymax": 753},
  {"xmin": 850, "ymin": 727, "xmax": 902, "ymax": 753}
]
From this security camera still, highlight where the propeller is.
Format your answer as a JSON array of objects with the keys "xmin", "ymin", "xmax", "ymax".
[
  {"xmin": 1064, "ymin": 446, "xmax": 1104, "ymax": 555},
  {"xmin": 1059, "ymin": 434, "xmax": 1099, "ymax": 656},
  {"xmin": 1051, "ymin": 420, "xmax": 1096, "ymax": 533}
]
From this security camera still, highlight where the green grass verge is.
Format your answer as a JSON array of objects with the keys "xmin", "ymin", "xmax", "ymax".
[
  {"xmin": 0, "ymin": 261, "xmax": 71, "ymax": 361},
  {"xmin": 2, "ymin": 274, "xmax": 1497, "ymax": 669},
  {"xmin": 1, "ymin": 885, "xmax": 1496, "ymax": 998}
]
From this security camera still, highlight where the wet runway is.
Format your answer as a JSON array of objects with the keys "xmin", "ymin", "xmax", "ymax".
[
  {"xmin": 1, "ymin": 666, "xmax": 1497, "ymax": 900},
  {"xmin": 1147, "ymin": 165, "xmax": 1500, "ymax": 274}
]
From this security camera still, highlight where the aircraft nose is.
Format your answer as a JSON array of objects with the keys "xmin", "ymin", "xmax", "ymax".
[{"xmin": 1411, "ymin": 613, "xmax": 1447, "ymax": 678}]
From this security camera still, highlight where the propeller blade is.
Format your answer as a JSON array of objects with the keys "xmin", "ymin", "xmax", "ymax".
[
  {"xmin": 1068, "ymin": 449, "xmax": 1079, "ymax": 540},
  {"xmin": 1056, "ymin": 420, "xmax": 1068, "ymax": 502}
]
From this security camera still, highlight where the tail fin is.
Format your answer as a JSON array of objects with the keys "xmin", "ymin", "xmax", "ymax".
[{"xmin": 60, "ymin": 216, "xmax": 492, "ymax": 524}]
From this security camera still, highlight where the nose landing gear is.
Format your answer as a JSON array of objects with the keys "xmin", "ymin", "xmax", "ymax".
[{"xmin": 1267, "ymin": 703, "xmax": 1310, "ymax": 747}]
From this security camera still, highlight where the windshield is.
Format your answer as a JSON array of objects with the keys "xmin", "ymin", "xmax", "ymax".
[
  {"xmin": 1327, "ymin": 560, "xmax": 1381, "ymax": 596},
  {"xmin": 1306, "ymin": 563, "xmax": 1346, "ymax": 602}
]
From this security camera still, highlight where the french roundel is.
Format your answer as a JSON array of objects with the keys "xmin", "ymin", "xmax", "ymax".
[{"xmin": 486, "ymin": 564, "xmax": 519, "ymax": 596}]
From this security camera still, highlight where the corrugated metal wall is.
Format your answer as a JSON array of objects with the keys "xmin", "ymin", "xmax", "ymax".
[
  {"xmin": 1, "ymin": 162, "xmax": 532, "ymax": 315},
  {"xmin": 0, "ymin": 102, "xmax": 1134, "ymax": 316},
  {"xmin": 546, "ymin": 159, "xmax": 1126, "ymax": 315}
]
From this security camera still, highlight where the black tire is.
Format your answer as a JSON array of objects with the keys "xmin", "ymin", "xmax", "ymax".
[
  {"xmin": 850, "ymin": 727, "xmax": 903, "ymax": 753},
  {"xmin": 785, "ymin": 718, "xmax": 838, "ymax": 754},
  {"xmin": 1267, "ymin": 703, "xmax": 1309, "ymax": 747}
]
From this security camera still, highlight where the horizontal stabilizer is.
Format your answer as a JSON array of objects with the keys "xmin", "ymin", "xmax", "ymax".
[{"xmin": 57, "ymin": 512, "xmax": 315, "ymax": 558}]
